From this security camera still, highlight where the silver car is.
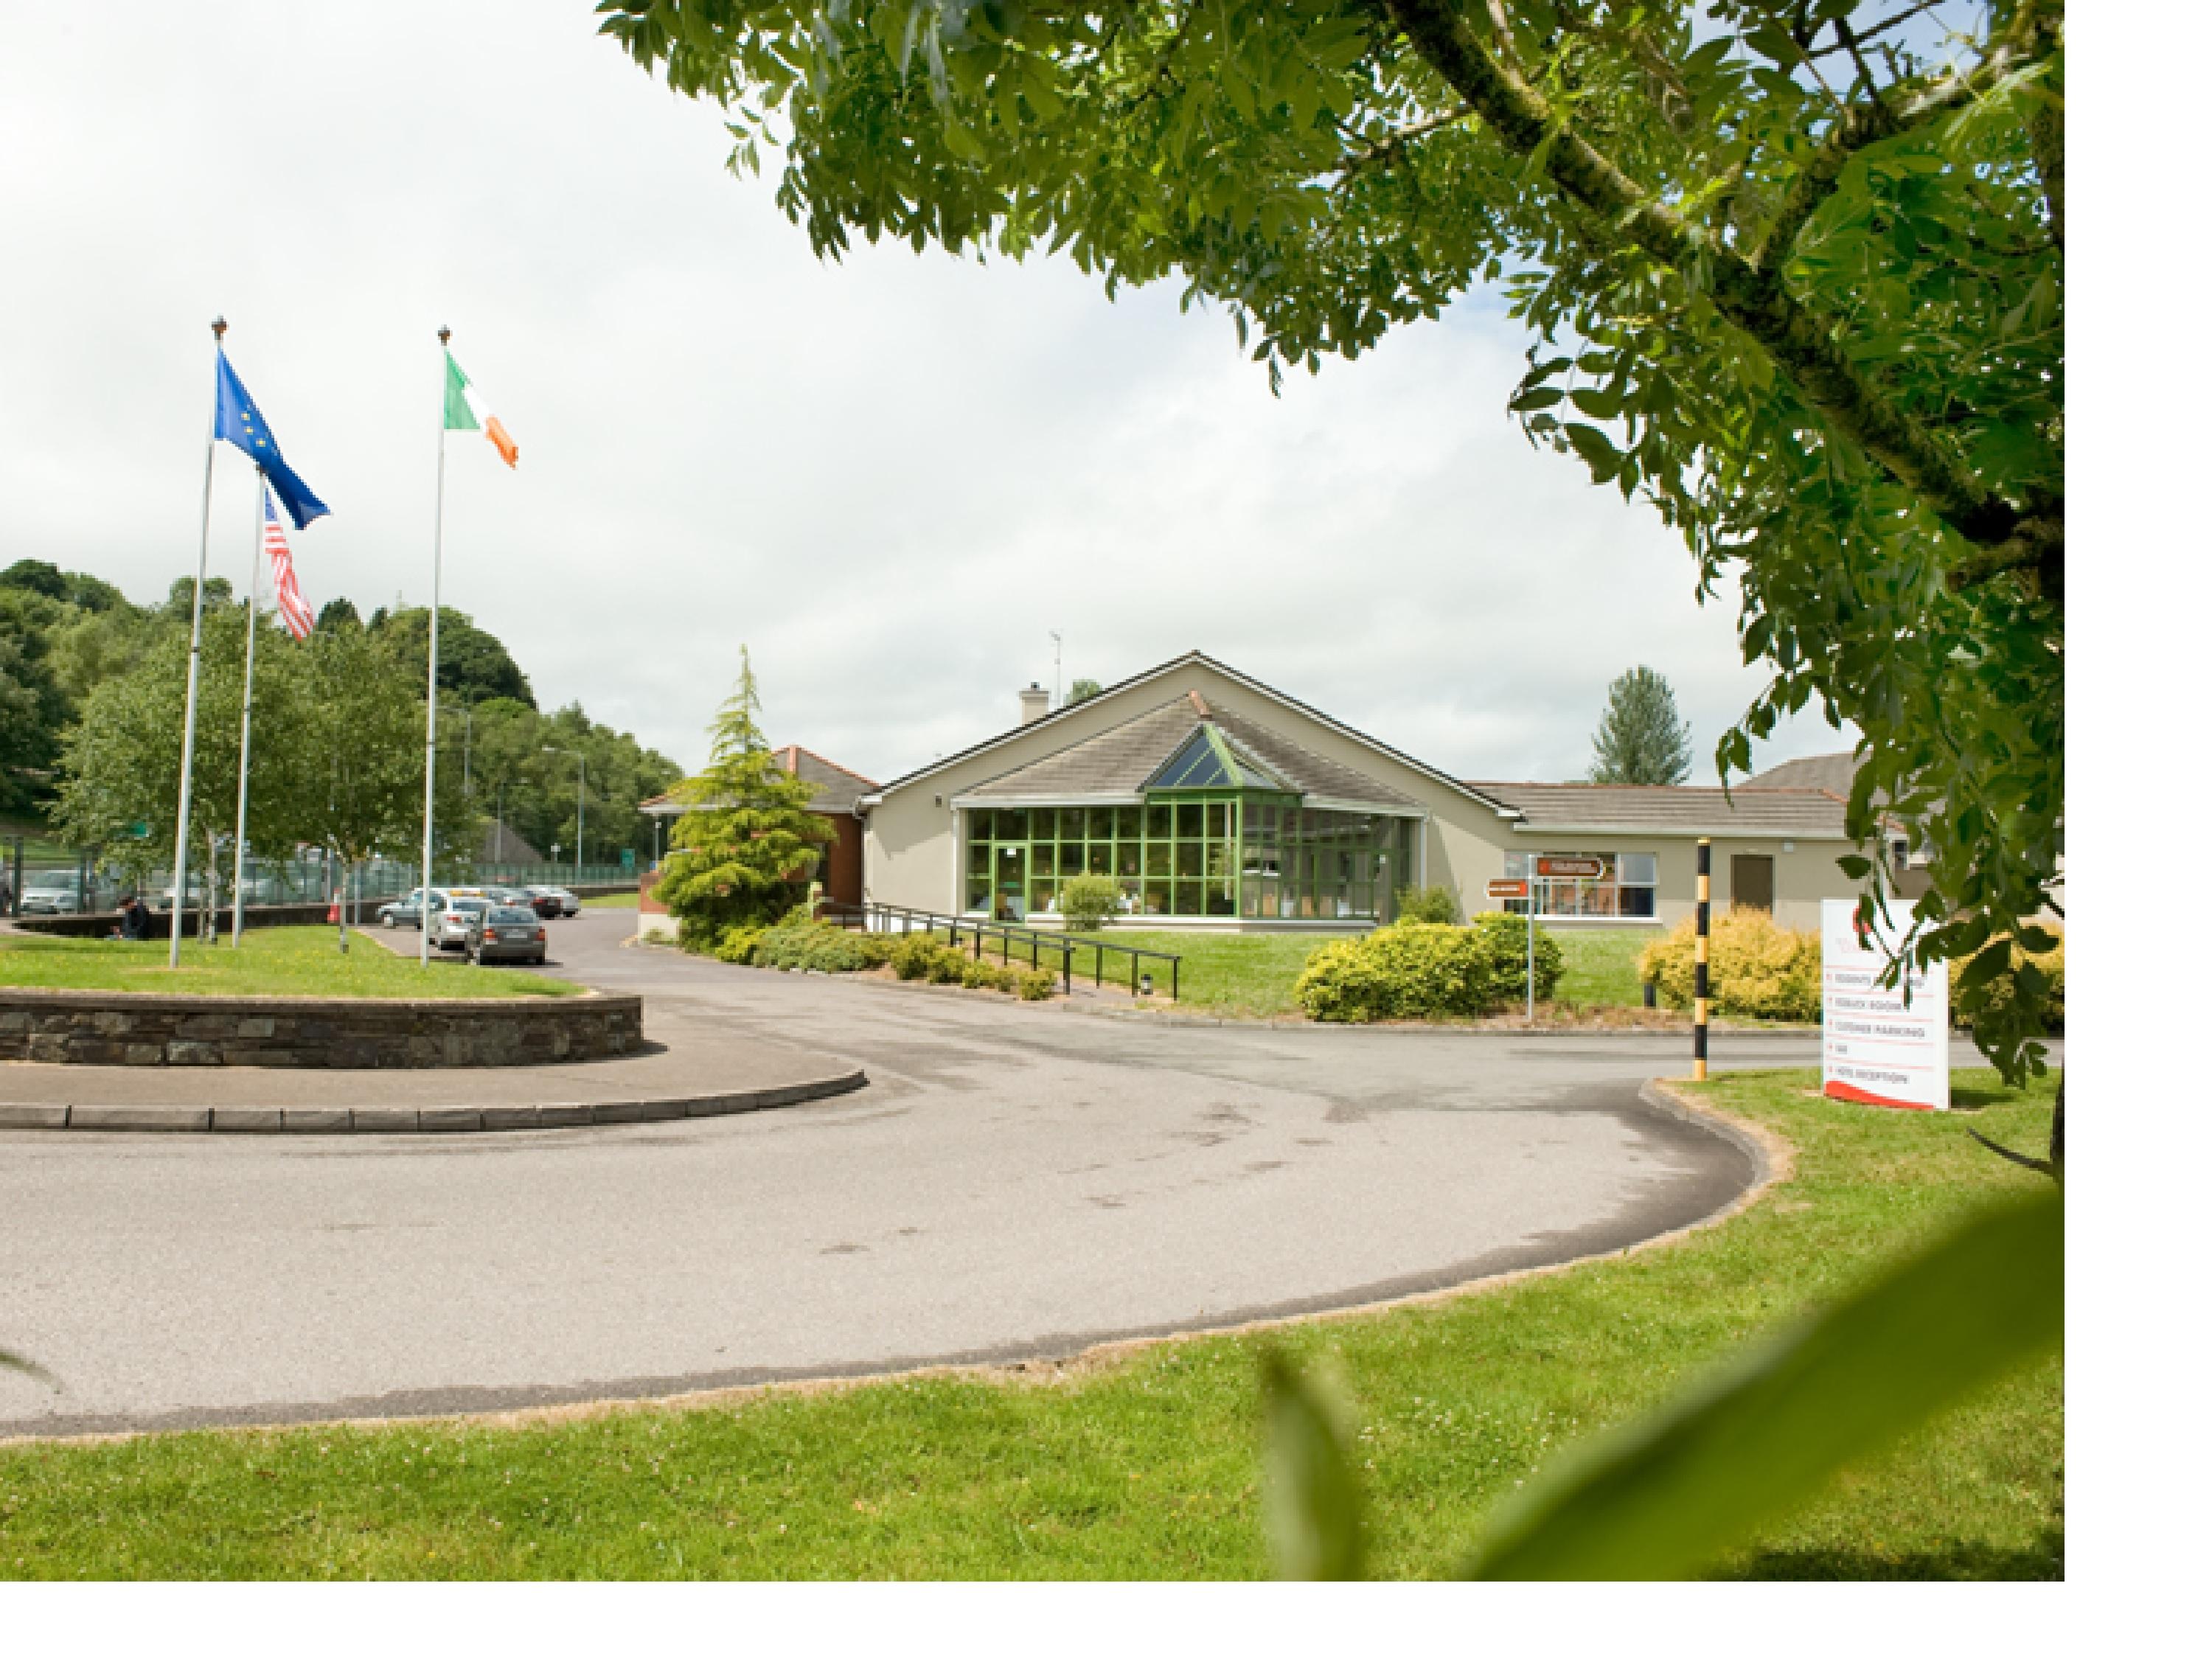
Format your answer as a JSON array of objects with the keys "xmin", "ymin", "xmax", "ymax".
[
  {"xmin": 434, "ymin": 897, "xmax": 493, "ymax": 952},
  {"xmin": 526, "ymin": 885, "xmax": 580, "ymax": 917},
  {"xmin": 467, "ymin": 905, "xmax": 548, "ymax": 966}
]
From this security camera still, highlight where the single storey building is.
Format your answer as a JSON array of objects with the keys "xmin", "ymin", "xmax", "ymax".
[{"xmin": 857, "ymin": 653, "xmax": 1869, "ymax": 932}]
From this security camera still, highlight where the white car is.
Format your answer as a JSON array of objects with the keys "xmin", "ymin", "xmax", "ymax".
[
  {"xmin": 17, "ymin": 874, "xmax": 86, "ymax": 915},
  {"xmin": 527, "ymin": 885, "xmax": 580, "ymax": 917}
]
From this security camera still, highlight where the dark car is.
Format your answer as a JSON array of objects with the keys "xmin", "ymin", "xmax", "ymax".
[
  {"xmin": 518, "ymin": 887, "xmax": 563, "ymax": 919},
  {"xmin": 467, "ymin": 905, "xmax": 548, "ymax": 966}
]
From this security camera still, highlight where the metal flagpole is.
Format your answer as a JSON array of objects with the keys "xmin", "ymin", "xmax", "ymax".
[
  {"xmin": 230, "ymin": 471, "xmax": 266, "ymax": 946},
  {"xmin": 421, "ymin": 327, "xmax": 449, "ymax": 967},
  {"xmin": 170, "ymin": 317, "xmax": 227, "ymax": 969}
]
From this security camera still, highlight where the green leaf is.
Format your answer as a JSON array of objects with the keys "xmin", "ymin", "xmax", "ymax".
[
  {"xmin": 1837, "ymin": 855, "xmax": 1871, "ymax": 879},
  {"xmin": 1261, "ymin": 1350, "xmax": 1365, "ymax": 1580},
  {"xmin": 1463, "ymin": 1186, "xmax": 2062, "ymax": 1579},
  {"xmin": 1563, "ymin": 422, "xmax": 1622, "ymax": 481}
]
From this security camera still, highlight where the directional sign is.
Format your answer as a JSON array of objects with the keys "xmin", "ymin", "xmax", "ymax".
[
  {"xmin": 127, "ymin": 821, "xmax": 151, "ymax": 841},
  {"xmin": 1536, "ymin": 855, "xmax": 1606, "ymax": 879},
  {"xmin": 1485, "ymin": 878, "xmax": 1529, "ymax": 900},
  {"xmin": 1821, "ymin": 900, "xmax": 1950, "ymax": 1111}
]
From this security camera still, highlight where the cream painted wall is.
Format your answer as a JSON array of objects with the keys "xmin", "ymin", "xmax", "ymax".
[{"xmin": 860, "ymin": 658, "xmax": 1863, "ymax": 930}]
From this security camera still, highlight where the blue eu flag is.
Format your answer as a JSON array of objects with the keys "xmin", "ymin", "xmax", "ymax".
[{"xmin": 214, "ymin": 348, "xmax": 330, "ymax": 530}]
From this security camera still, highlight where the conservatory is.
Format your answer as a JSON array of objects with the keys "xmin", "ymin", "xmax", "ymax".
[{"xmin": 955, "ymin": 715, "xmax": 1421, "ymax": 924}]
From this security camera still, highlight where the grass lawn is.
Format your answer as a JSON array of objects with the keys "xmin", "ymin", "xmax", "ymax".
[
  {"xmin": 1097, "ymin": 925, "xmax": 1658, "ymax": 1019},
  {"xmin": 582, "ymin": 891, "xmax": 639, "ymax": 910},
  {"xmin": 0, "ymin": 926, "xmax": 581, "ymax": 999},
  {"xmin": 0, "ymin": 1068, "xmax": 2060, "ymax": 1579}
]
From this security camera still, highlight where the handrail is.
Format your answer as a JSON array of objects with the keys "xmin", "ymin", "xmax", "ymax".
[{"xmin": 818, "ymin": 900, "xmax": 1181, "ymax": 1002}]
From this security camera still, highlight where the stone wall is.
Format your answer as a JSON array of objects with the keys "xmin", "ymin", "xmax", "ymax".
[{"xmin": 0, "ymin": 989, "xmax": 644, "ymax": 1068}]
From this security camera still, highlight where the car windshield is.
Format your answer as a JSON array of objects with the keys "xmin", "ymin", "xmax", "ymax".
[
  {"xmin": 489, "ymin": 907, "xmax": 536, "ymax": 923},
  {"xmin": 450, "ymin": 900, "xmax": 489, "ymax": 915}
]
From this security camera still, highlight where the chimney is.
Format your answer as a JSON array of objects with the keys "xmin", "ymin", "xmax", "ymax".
[{"xmin": 1018, "ymin": 683, "xmax": 1051, "ymax": 726}]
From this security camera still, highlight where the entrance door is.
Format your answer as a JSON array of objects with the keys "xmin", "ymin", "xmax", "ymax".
[
  {"xmin": 995, "ymin": 844, "xmax": 1027, "ymax": 922},
  {"xmin": 1731, "ymin": 854, "xmax": 1775, "ymax": 914}
]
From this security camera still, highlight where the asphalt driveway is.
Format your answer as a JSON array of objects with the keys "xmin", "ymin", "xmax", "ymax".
[{"xmin": 1, "ymin": 911, "xmax": 1815, "ymax": 1438}]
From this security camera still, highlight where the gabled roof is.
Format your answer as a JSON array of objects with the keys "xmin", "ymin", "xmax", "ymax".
[
  {"xmin": 956, "ymin": 691, "xmax": 1417, "ymax": 810},
  {"xmin": 866, "ymin": 651, "xmax": 1498, "ymax": 812},
  {"xmin": 1745, "ymin": 751, "xmax": 1861, "ymax": 796},
  {"xmin": 639, "ymin": 745, "xmax": 877, "ymax": 818},
  {"xmin": 1465, "ymin": 780, "xmax": 1851, "ymax": 838}
]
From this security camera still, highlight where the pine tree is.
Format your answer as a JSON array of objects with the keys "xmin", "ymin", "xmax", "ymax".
[
  {"xmin": 1066, "ymin": 677, "xmax": 1103, "ymax": 706},
  {"xmin": 655, "ymin": 648, "xmax": 831, "ymax": 945},
  {"xmin": 1588, "ymin": 667, "xmax": 1693, "ymax": 786}
]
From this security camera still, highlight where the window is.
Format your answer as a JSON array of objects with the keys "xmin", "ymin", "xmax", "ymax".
[{"xmin": 1504, "ymin": 852, "xmax": 1660, "ymax": 919}]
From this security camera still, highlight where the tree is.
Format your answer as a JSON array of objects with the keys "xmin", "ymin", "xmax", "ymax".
[
  {"xmin": 1588, "ymin": 667, "xmax": 1691, "ymax": 786},
  {"xmin": 1066, "ymin": 677, "xmax": 1104, "ymax": 706},
  {"xmin": 654, "ymin": 649, "xmax": 832, "ymax": 946},
  {"xmin": 316, "ymin": 596, "xmax": 364, "ymax": 631},
  {"xmin": 164, "ymin": 576, "xmax": 232, "ymax": 622},
  {"xmin": 0, "ymin": 588, "xmax": 74, "ymax": 815},
  {"xmin": 602, "ymin": 1, "xmax": 2064, "ymax": 1085},
  {"xmin": 375, "ymin": 605, "xmax": 536, "ymax": 709}
]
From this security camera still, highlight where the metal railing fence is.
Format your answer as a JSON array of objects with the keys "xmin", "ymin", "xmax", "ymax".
[{"xmin": 818, "ymin": 900, "xmax": 1181, "ymax": 1001}]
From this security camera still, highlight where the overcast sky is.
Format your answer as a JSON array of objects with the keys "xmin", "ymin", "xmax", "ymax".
[{"xmin": 0, "ymin": 1, "xmax": 1849, "ymax": 786}]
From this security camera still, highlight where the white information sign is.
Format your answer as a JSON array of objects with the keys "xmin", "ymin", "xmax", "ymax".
[{"xmin": 1821, "ymin": 899, "xmax": 1950, "ymax": 1112}]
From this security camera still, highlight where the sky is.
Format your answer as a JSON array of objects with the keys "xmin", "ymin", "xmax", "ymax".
[{"xmin": 0, "ymin": 1, "xmax": 1850, "ymax": 786}]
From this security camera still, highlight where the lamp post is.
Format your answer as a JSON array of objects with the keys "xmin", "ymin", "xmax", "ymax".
[{"xmin": 544, "ymin": 746, "xmax": 583, "ymax": 883}]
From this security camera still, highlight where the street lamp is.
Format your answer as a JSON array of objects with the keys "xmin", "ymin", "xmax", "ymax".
[{"xmin": 543, "ymin": 747, "xmax": 584, "ymax": 883}]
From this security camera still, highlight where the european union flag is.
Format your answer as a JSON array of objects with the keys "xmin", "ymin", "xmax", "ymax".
[{"xmin": 214, "ymin": 347, "xmax": 330, "ymax": 530}]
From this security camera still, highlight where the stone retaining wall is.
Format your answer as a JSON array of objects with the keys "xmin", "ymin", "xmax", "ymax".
[{"xmin": 0, "ymin": 989, "xmax": 643, "ymax": 1068}]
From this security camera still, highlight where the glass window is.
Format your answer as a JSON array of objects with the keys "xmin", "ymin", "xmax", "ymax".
[
  {"xmin": 1142, "ymin": 881, "xmax": 1170, "ymax": 916},
  {"xmin": 1147, "ymin": 803, "xmax": 1173, "ymax": 839},
  {"xmin": 967, "ymin": 842, "xmax": 990, "ymax": 877},
  {"xmin": 1028, "ymin": 880, "xmax": 1054, "ymax": 915},
  {"xmin": 1116, "ymin": 844, "xmax": 1142, "ymax": 878},
  {"xmin": 1173, "ymin": 880, "xmax": 1204, "ymax": 915},
  {"xmin": 1115, "ymin": 806, "xmax": 1142, "ymax": 839},
  {"xmin": 1145, "ymin": 842, "xmax": 1172, "ymax": 877},
  {"xmin": 1031, "ymin": 840, "xmax": 1054, "ymax": 873},
  {"xmin": 1620, "ymin": 853, "xmax": 1658, "ymax": 887},
  {"xmin": 1176, "ymin": 801, "xmax": 1206, "ymax": 838},
  {"xmin": 1205, "ymin": 802, "xmax": 1228, "ymax": 839},
  {"xmin": 966, "ymin": 874, "xmax": 990, "ymax": 912},
  {"xmin": 1087, "ymin": 844, "xmax": 1112, "ymax": 874},
  {"xmin": 1058, "ymin": 809, "xmax": 1085, "ymax": 841},
  {"xmin": 968, "ymin": 810, "xmax": 994, "ymax": 842},
  {"xmin": 1058, "ymin": 843, "xmax": 1084, "ymax": 877},
  {"xmin": 1175, "ymin": 841, "xmax": 1203, "ymax": 878},
  {"xmin": 1086, "ymin": 807, "xmax": 1116, "ymax": 840},
  {"xmin": 995, "ymin": 808, "xmax": 1028, "ymax": 841}
]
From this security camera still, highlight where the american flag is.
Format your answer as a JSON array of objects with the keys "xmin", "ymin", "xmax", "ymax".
[{"xmin": 263, "ymin": 485, "xmax": 314, "ymax": 640}]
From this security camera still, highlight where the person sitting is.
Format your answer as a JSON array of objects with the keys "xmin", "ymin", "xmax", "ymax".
[{"xmin": 114, "ymin": 892, "xmax": 153, "ymax": 942}]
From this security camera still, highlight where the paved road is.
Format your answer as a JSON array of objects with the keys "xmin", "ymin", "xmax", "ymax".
[{"xmin": 1, "ymin": 911, "xmax": 1857, "ymax": 1438}]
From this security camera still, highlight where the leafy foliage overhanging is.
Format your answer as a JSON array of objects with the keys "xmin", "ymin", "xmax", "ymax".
[{"xmin": 599, "ymin": 0, "xmax": 2063, "ymax": 1081}]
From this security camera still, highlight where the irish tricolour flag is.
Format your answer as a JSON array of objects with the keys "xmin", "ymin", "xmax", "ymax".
[{"xmin": 443, "ymin": 351, "xmax": 518, "ymax": 467}]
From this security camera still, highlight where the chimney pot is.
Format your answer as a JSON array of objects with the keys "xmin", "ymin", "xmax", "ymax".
[{"xmin": 1018, "ymin": 684, "xmax": 1050, "ymax": 726}]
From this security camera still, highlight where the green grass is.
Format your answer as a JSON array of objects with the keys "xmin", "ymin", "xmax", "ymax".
[
  {"xmin": 1098, "ymin": 926, "xmax": 1658, "ymax": 1018},
  {"xmin": 582, "ymin": 891, "xmax": 640, "ymax": 910},
  {"xmin": 0, "ymin": 926, "xmax": 581, "ymax": 999},
  {"xmin": 1551, "ymin": 927, "xmax": 1658, "ymax": 1008},
  {"xmin": 0, "ymin": 1068, "xmax": 2059, "ymax": 1579}
]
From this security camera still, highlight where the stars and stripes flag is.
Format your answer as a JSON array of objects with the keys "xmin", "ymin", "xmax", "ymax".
[{"xmin": 263, "ymin": 485, "xmax": 314, "ymax": 640}]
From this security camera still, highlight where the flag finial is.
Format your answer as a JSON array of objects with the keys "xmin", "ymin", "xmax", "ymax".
[
  {"xmin": 212, "ymin": 316, "xmax": 227, "ymax": 341},
  {"xmin": 438, "ymin": 325, "xmax": 451, "ymax": 346}
]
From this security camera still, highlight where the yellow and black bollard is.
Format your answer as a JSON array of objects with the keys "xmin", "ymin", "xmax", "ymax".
[{"xmin": 1694, "ymin": 837, "xmax": 1711, "ymax": 1081}]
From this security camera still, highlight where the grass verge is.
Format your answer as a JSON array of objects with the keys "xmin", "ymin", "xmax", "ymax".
[
  {"xmin": 0, "ymin": 926, "xmax": 581, "ymax": 999},
  {"xmin": 0, "ymin": 1068, "xmax": 2059, "ymax": 1579},
  {"xmin": 581, "ymin": 892, "xmax": 640, "ymax": 910}
]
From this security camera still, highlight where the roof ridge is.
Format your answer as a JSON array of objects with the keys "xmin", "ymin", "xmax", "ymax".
[{"xmin": 779, "ymin": 744, "xmax": 880, "ymax": 788}]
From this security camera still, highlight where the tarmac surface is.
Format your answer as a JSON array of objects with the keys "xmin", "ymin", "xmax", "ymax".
[{"xmin": 0, "ymin": 908, "xmax": 1861, "ymax": 1439}]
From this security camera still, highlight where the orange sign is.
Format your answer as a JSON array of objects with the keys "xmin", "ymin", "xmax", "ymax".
[
  {"xmin": 1485, "ymin": 879, "xmax": 1529, "ymax": 900},
  {"xmin": 1536, "ymin": 856, "xmax": 1606, "ymax": 879}
]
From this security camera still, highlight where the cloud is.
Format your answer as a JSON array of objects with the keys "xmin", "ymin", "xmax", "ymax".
[{"xmin": 0, "ymin": 0, "xmax": 1845, "ymax": 787}]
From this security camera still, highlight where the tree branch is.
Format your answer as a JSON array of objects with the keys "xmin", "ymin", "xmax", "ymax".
[
  {"xmin": 1374, "ymin": 0, "xmax": 2056, "ymax": 574},
  {"xmin": 1332, "ymin": 102, "xmax": 1475, "ymax": 183}
]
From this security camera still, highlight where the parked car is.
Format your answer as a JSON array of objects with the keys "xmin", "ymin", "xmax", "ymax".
[
  {"xmin": 516, "ymin": 888, "xmax": 563, "ymax": 919},
  {"xmin": 466, "ymin": 905, "xmax": 549, "ymax": 966},
  {"xmin": 480, "ymin": 884, "xmax": 535, "ymax": 908},
  {"xmin": 18, "ymin": 873, "xmax": 86, "ymax": 915},
  {"xmin": 434, "ymin": 896, "xmax": 493, "ymax": 952},
  {"xmin": 526, "ymin": 885, "xmax": 580, "ymax": 917},
  {"xmin": 378, "ymin": 888, "xmax": 445, "ymax": 930}
]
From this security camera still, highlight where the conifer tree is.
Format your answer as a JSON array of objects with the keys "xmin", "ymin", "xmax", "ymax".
[
  {"xmin": 1588, "ymin": 667, "xmax": 1692, "ymax": 787},
  {"xmin": 655, "ymin": 649, "xmax": 831, "ymax": 946}
]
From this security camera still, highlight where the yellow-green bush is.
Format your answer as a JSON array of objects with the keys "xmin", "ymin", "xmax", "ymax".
[
  {"xmin": 1966, "ymin": 930, "xmax": 2065, "ymax": 1034},
  {"xmin": 1638, "ymin": 911, "xmax": 1822, "ymax": 1022},
  {"xmin": 1293, "ymin": 918, "xmax": 1562, "ymax": 1023},
  {"xmin": 1015, "ymin": 967, "xmax": 1057, "ymax": 1001}
]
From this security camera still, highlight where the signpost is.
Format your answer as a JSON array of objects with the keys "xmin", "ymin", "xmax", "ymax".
[
  {"xmin": 1535, "ymin": 855, "xmax": 1605, "ymax": 880},
  {"xmin": 1821, "ymin": 899, "xmax": 1951, "ymax": 1111},
  {"xmin": 1486, "ymin": 878, "xmax": 1537, "ymax": 1023}
]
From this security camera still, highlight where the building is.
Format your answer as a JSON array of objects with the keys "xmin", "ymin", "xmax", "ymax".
[
  {"xmin": 857, "ymin": 653, "xmax": 1868, "ymax": 931},
  {"xmin": 638, "ymin": 746, "xmax": 877, "ymax": 935}
]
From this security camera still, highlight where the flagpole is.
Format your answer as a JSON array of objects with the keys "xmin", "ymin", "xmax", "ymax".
[
  {"xmin": 420, "ymin": 327, "xmax": 449, "ymax": 967},
  {"xmin": 229, "ymin": 471, "xmax": 265, "ymax": 947},
  {"xmin": 169, "ymin": 317, "xmax": 226, "ymax": 970}
]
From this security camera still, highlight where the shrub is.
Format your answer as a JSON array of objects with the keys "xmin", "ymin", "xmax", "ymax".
[
  {"xmin": 751, "ymin": 918, "xmax": 875, "ymax": 973},
  {"xmin": 1057, "ymin": 873, "xmax": 1121, "ymax": 932},
  {"xmin": 1638, "ymin": 911, "xmax": 1821, "ymax": 1022},
  {"xmin": 1394, "ymin": 883, "xmax": 1460, "ymax": 925},
  {"xmin": 713, "ymin": 923, "xmax": 766, "ymax": 964},
  {"xmin": 1293, "ymin": 918, "xmax": 1562, "ymax": 1023},
  {"xmin": 960, "ymin": 956, "xmax": 1014, "ymax": 992},
  {"xmin": 888, "ymin": 933, "xmax": 946, "ymax": 981},
  {"xmin": 924, "ymin": 944, "xmax": 970, "ymax": 985},
  {"xmin": 1015, "ymin": 967, "xmax": 1057, "ymax": 1001},
  {"xmin": 1963, "ymin": 929, "xmax": 2065, "ymax": 1035}
]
